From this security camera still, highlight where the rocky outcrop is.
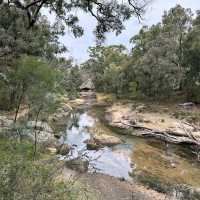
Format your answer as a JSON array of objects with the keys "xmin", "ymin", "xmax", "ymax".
[
  {"xmin": 25, "ymin": 121, "xmax": 55, "ymax": 143},
  {"xmin": 0, "ymin": 116, "xmax": 13, "ymax": 135},
  {"xmin": 0, "ymin": 116, "xmax": 13, "ymax": 127},
  {"xmin": 85, "ymin": 134, "xmax": 122, "ymax": 150},
  {"xmin": 27, "ymin": 121, "xmax": 52, "ymax": 132},
  {"xmin": 93, "ymin": 134, "xmax": 122, "ymax": 146},
  {"xmin": 56, "ymin": 143, "xmax": 71, "ymax": 155},
  {"xmin": 106, "ymin": 103, "xmax": 200, "ymax": 145}
]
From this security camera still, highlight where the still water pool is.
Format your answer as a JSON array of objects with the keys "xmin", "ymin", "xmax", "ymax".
[{"xmin": 59, "ymin": 106, "xmax": 200, "ymax": 190}]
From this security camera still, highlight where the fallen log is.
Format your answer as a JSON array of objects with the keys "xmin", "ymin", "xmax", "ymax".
[{"xmin": 114, "ymin": 121, "xmax": 200, "ymax": 146}]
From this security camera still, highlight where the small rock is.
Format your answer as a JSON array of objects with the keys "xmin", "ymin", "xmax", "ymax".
[
  {"xmin": 136, "ymin": 105, "xmax": 146, "ymax": 113},
  {"xmin": 129, "ymin": 119, "xmax": 136, "ymax": 125},
  {"xmin": 46, "ymin": 147, "xmax": 57, "ymax": 154},
  {"xmin": 160, "ymin": 119, "xmax": 165, "ymax": 123},
  {"xmin": 25, "ymin": 130, "xmax": 55, "ymax": 144},
  {"xmin": 54, "ymin": 133, "xmax": 62, "ymax": 139},
  {"xmin": 118, "ymin": 177, "xmax": 126, "ymax": 181},
  {"xmin": 65, "ymin": 158, "xmax": 89, "ymax": 173},
  {"xmin": 57, "ymin": 144, "xmax": 71, "ymax": 155},
  {"xmin": 25, "ymin": 121, "xmax": 54, "ymax": 144},
  {"xmin": 86, "ymin": 141, "xmax": 100, "ymax": 150}
]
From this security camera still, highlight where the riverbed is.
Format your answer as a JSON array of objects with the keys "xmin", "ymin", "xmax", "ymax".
[{"xmin": 58, "ymin": 103, "xmax": 200, "ymax": 198}]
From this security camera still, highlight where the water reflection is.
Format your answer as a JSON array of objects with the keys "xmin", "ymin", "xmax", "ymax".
[
  {"xmin": 60, "ymin": 108, "xmax": 200, "ymax": 188},
  {"xmin": 87, "ymin": 146, "xmax": 132, "ymax": 179},
  {"xmin": 61, "ymin": 111, "xmax": 133, "ymax": 179}
]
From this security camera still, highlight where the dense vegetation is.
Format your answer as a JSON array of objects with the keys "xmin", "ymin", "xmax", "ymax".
[
  {"xmin": 83, "ymin": 5, "xmax": 200, "ymax": 102},
  {"xmin": 0, "ymin": 1, "xmax": 146, "ymax": 199},
  {"xmin": 1, "ymin": 1, "xmax": 200, "ymax": 199}
]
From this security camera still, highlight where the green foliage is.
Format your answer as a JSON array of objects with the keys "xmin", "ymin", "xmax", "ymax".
[
  {"xmin": 182, "ymin": 11, "xmax": 200, "ymax": 102},
  {"xmin": 50, "ymin": 58, "xmax": 82, "ymax": 99},
  {"xmin": 83, "ymin": 5, "xmax": 200, "ymax": 101},
  {"xmin": 0, "ymin": 3, "xmax": 66, "ymax": 64},
  {"xmin": 82, "ymin": 45, "xmax": 129, "ymax": 96},
  {"xmin": 0, "ymin": 80, "xmax": 12, "ymax": 110},
  {"xmin": 130, "ymin": 5, "xmax": 192, "ymax": 98},
  {"xmin": 0, "ymin": 56, "xmax": 61, "ymax": 124},
  {"xmin": 1, "ymin": 0, "xmax": 146, "ymax": 42},
  {"xmin": 0, "ymin": 138, "xmax": 90, "ymax": 200}
]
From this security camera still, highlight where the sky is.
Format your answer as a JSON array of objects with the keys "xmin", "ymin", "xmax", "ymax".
[{"xmin": 45, "ymin": 0, "xmax": 200, "ymax": 64}]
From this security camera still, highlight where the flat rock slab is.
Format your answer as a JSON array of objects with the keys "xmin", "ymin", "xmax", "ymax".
[
  {"xmin": 80, "ymin": 173, "xmax": 173, "ymax": 200},
  {"xmin": 93, "ymin": 134, "xmax": 122, "ymax": 146},
  {"xmin": 85, "ymin": 134, "xmax": 123, "ymax": 149}
]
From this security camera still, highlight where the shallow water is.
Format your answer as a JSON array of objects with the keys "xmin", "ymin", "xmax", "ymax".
[{"xmin": 60, "ymin": 106, "xmax": 200, "ymax": 189}]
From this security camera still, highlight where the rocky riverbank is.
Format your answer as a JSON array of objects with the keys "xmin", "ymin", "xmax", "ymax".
[
  {"xmin": 1, "ymin": 94, "xmax": 200, "ymax": 200},
  {"xmin": 105, "ymin": 102, "xmax": 200, "ymax": 145}
]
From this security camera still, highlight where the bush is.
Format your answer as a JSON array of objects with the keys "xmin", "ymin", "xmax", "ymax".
[{"xmin": 0, "ymin": 138, "xmax": 92, "ymax": 200}]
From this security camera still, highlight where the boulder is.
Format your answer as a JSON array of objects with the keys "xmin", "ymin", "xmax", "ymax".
[
  {"xmin": 27, "ymin": 130, "xmax": 55, "ymax": 143},
  {"xmin": 27, "ymin": 121, "xmax": 52, "ymax": 133},
  {"xmin": 86, "ymin": 134, "xmax": 122, "ymax": 148},
  {"xmin": 0, "ymin": 116, "xmax": 13, "ymax": 127},
  {"xmin": 56, "ymin": 143, "xmax": 71, "ymax": 155},
  {"xmin": 0, "ymin": 116, "xmax": 13, "ymax": 134},
  {"xmin": 25, "ymin": 121, "xmax": 55, "ymax": 143},
  {"xmin": 86, "ymin": 140, "xmax": 100, "ymax": 150},
  {"xmin": 65, "ymin": 158, "xmax": 89, "ymax": 173},
  {"xmin": 46, "ymin": 147, "xmax": 57, "ymax": 154},
  {"xmin": 94, "ymin": 134, "xmax": 122, "ymax": 146}
]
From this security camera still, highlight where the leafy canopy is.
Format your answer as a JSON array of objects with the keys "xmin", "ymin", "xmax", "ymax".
[{"xmin": 1, "ymin": 0, "xmax": 147, "ymax": 41}]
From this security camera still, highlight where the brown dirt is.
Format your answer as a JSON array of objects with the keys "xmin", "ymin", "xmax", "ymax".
[{"xmin": 60, "ymin": 168, "xmax": 174, "ymax": 200}]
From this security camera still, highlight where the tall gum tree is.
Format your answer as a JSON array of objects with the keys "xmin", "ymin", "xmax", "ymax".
[{"xmin": 1, "ymin": 0, "xmax": 148, "ymax": 41}]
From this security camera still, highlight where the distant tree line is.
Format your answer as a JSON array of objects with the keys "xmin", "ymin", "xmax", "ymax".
[{"xmin": 82, "ymin": 5, "xmax": 200, "ymax": 102}]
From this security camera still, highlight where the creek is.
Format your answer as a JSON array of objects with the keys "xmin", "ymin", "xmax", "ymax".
[{"xmin": 58, "ymin": 104, "xmax": 200, "ymax": 195}]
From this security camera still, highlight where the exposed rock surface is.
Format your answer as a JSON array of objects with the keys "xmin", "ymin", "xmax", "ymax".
[
  {"xmin": 0, "ymin": 116, "xmax": 13, "ymax": 127},
  {"xmin": 106, "ymin": 103, "xmax": 200, "ymax": 145},
  {"xmin": 25, "ymin": 121, "xmax": 55, "ymax": 143},
  {"xmin": 56, "ymin": 143, "xmax": 71, "ymax": 155},
  {"xmin": 27, "ymin": 121, "xmax": 52, "ymax": 132},
  {"xmin": 93, "ymin": 134, "xmax": 122, "ymax": 146},
  {"xmin": 85, "ymin": 134, "xmax": 122, "ymax": 150},
  {"xmin": 0, "ymin": 116, "xmax": 13, "ymax": 134}
]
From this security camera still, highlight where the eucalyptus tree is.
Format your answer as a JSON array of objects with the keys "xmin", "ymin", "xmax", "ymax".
[
  {"xmin": 183, "ymin": 11, "xmax": 200, "ymax": 102},
  {"xmin": 0, "ymin": 3, "xmax": 66, "ymax": 66},
  {"xmin": 129, "ymin": 5, "xmax": 193, "ymax": 98},
  {"xmin": 161, "ymin": 5, "xmax": 192, "ymax": 84},
  {"xmin": 82, "ymin": 45, "xmax": 128, "ymax": 95},
  {"xmin": 1, "ymin": 0, "xmax": 147, "ymax": 42},
  {"xmin": 10, "ymin": 56, "xmax": 59, "ymax": 122}
]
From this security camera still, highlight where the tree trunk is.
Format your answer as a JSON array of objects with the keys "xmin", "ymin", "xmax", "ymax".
[
  {"xmin": 14, "ymin": 89, "xmax": 25, "ymax": 123},
  {"xmin": 33, "ymin": 105, "xmax": 43, "ymax": 159}
]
